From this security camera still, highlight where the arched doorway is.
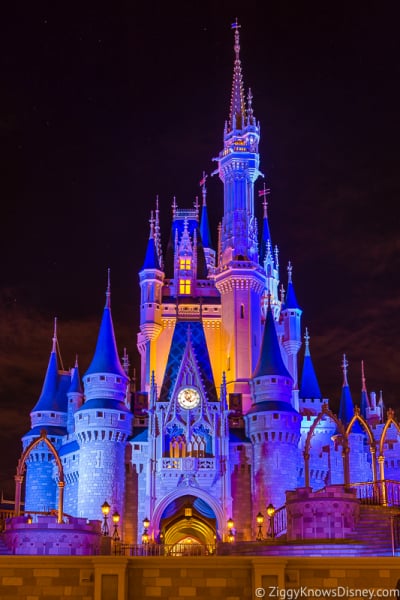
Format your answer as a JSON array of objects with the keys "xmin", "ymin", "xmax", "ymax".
[{"xmin": 159, "ymin": 495, "xmax": 216, "ymax": 553}]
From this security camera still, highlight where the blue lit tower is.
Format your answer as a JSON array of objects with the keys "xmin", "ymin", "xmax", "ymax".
[
  {"xmin": 22, "ymin": 319, "xmax": 68, "ymax": 512},
  {"xmin": 281, "ymin": 262, "xmax": 303, "ymax": 407},
  {"xmin": 75, "ymin": 274, "xmax": 133, "ymax": 523},
  {"xmin": 214, "ymin": 22, "xmax": 265, "ymax": 413},
  {"xmin": 137, "ymin": 209, "xmax": 164, "ymax": 391},
  {"xmin": 246, "ymin": 305, "xmax": 301, "ymax": 510}
]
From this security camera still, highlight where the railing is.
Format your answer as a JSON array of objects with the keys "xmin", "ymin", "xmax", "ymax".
[
  {"xmin": 272, "ymin": 505, "xmax": 287, "ymax": 538},
  {"xmin": 347, "ymin": 480, "xmax": 400, "ymax": 506},
  {"xmin": 160, "ymin": 457, "xmax": 216, "ymax": 471},
  {"xmin": 117, "ymin": 543, "xmax": 216, "ymax": 557}
]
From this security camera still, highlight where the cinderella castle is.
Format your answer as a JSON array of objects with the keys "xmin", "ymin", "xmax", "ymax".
[{"xmin": 19, "ymin": 23, "xmax": 400, "ymax": 549}]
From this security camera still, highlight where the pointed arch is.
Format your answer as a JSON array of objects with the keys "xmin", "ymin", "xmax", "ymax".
[
  {"xmin": 151, "ymin": 488, "xmax": 225, "ymax": 540},
  {"xmin": 15, "ymin": 430, "xmax": 65, "ymax": 523},
  {"xmin": 377, "ymin": 409, "xmax": 400, "ymax": 505},
  {"xmin": 303, "ymin": 403, "xmax": 349, "ymax": 487},
  {"xmin": 346, "ymin": 407, "xmax": 378, "ymax": 483}
]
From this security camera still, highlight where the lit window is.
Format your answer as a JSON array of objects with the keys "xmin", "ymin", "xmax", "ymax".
[
  {"xmin": 179, "ymin": 279, "xmax": 191, "ymax": 295},
  {"xmin": 179, "ymin": 258, "xmax": 191, "ymax": 270}
]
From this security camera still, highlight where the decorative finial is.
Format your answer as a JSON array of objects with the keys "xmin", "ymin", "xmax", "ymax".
[
  {"xmin": 172, "ymin": 196, "xmax": 177, "ymax": 217},
  {"xmin": 200, "ymin": 172, "xmax": 208, "ymax": 206},
  {"xmin": 361, "ymin": 360, "xmax": 367, "ymax": 392},
  {"xmin": 274, "ymin": 245, "xmax": 279, "ymax": 267},
  {"xmin": 304, "ymin": 327, "xmax": 310, "ymax": 355},
  {"xmin": 280, "ymin": 283, "xmax": 285, "ymax": 304},
  {"xmin": 106, "ymin": 268, "xmax": 111, "ymax": 308},
  {"xmin": 52, "ymin": 317, "xmax": 57, "ymax": 352},
  {"xmin": 74, "ymin": 354, "xmax": 79, "ymax": 368},
  {"xmin": 287, "ymin": 261, "xmax": 293, "ymax": 283},
  {"xmin": 341, "ymin": 354, "xmax": 349, "ymax": 386},
  {"xmin": 258, "ymin": 184, "xmax": 270, "ymax": 218},
  {"xmin": 149, "ymin": 210, "xmax": 155, "ymax": 239},
  {"xmin": 194, "ymin": 196, "xmax": 200, "ymax": 215}
]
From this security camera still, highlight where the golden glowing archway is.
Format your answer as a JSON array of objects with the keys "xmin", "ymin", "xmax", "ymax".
[{"xmin": 15, "ymin": 430, "xmax": 65, "ymax": 523}]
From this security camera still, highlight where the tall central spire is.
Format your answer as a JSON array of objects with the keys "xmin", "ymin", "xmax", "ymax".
[{"xmin": 229, "ymin": 19, "xmax": 246, "ymax": 131}]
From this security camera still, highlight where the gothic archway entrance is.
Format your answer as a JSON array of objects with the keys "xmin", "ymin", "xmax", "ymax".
[{"xmin": 159, "ymin": 495, "xmax": 216, "ymax": 553}]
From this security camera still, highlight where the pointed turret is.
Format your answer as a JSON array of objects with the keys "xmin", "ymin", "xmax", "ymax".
[
  {"xmin": 142, "ymin": 212, "xmax": 161, "ymax": 271},
  {"xmin": 338, "ymin": 355, "xmax": 362, "ymax": 433},
  {"xmin": 253, "ymin": 304, "xmax": 292, "ymax": 381},
  {"xmin": 281, "ymin": 262, "xmax": 302, "ymax": 387},
  {"xmin": 32, "ymin": 318, "xmax": 60, "ymax": 412},
  {"xmin": 67, "ymin": 356, "xmax": 83, "ymax": 434},
  {"xmin": 360, "ymin": 360, "xmax": 369, "ymax": 419},
  {"xmin": 299, "ymin": 328, "xmax": 322, "ymax": 400},
  {"xmin": 83, "ymin": 271, "xmax": 129, "ymax": 407}
]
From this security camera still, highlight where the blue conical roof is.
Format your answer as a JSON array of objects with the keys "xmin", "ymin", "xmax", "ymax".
[
  {"xmin": 299, "ymin": 334, "xmax": 322, "ymax": 399},
  {"xmin": 84, "ymin": 292, "xmax": 127, "ymax": 379},
  {"xmin": 253, "ymin": 307, "xmax": 292, "ymax": 379},
  {"xmin": 68, "ymin": 361, "xmax": 83, "ymax": 394},
  {"xmin": 200, "ymin": 202, "xmax": 212, "ymax": 248},
  {"xmin": 32, "ymin": 346, "xmax": 59, "ymax": 412},
  {"xmin": 338, "ymin": 357, "xmax": 363, "ymax": 433},
  {"xmin": 142, "ymin": 235, "xmax": 160, "ymax": 270},
  {"xmin": 285, "ymin": 280, "xmax": 300, "ymax": 310},
  {"xmin": 260, "ymin": 215, "xmax": 272, "ymax": 264}
]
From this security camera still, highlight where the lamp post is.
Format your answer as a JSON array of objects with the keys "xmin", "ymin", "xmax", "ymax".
[
  {"xmin": 142, "ymin": 517, "xmax": 150, "ymax": 544},
  {"xmin": 256, "ymin": 512, "xmax": 264, "ymax": 541},
  {"xmin": 227, "ymin": 517, "xmax": 235, "ymax": 543},
  {"xmin": 266, "ymin": 503, "xmax": 275, "ymax": 538},
  {"xmin": 112, "ymin": 511, "xmax": 120, "ymax": 554},
  {"xmin": 101, "ymin": 501, "xmax": 110, "ymax": 536}
]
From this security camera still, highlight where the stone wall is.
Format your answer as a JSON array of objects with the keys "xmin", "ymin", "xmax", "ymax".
[
  {"xmin": 286, "ymin": 485, "xmax": 359, "ymax": 540},
  {"xmin": 1, "ymin": 556, "xmax": 400, "ymax": 600}
]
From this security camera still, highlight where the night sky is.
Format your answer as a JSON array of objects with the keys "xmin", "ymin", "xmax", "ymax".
[{"xmin": 1, "ymin": 2, "xmax": 399, "ymax": 495}]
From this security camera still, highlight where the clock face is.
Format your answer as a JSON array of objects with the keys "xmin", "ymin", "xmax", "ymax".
[{"xmin": 177, "ymin": 387, "xmax": 200, "ymax": 410}]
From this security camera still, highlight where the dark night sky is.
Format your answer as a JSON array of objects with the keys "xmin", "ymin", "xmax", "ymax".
[{"xmin": 1, "ymin": 1, "xmax": 399, "ymax": 494}]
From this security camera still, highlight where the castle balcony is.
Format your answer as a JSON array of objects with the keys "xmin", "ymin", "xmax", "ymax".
[{"xmin": 159, "ymin": 457, "xmax": 216, "ymax": 472}]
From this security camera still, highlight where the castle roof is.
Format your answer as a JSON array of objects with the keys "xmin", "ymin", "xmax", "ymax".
[
  {"xmin": 68, "ymin": 359, "xmax": 83, "ymax": 395},
  {"xmin": 253, "ymin": 306, "xmax": 292, "ymax": 380},
  {"xmin": 84, "ymin": 274, "xmax": 127, "ymax": 379},
  {"xmin": 299, "ymin": 329, "xmax": 322, "ymax": 399}
]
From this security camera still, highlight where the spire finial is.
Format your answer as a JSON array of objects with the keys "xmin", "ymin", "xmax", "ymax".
[
  {"xmin": 258, "ymin": 183, "xmax": 270, "ymax": 218},
  {"xmin": 106, "ymin": 268, "xmax": 111, "ymax": 308},
  {"xmin": 149, "ymin": 210, "xmax": 155, "ymax": 239},
  {"xmin": 341, "ymin": 354, "xmax": 349, "ymax": 387},
  {"xmin": 172, "ymin": 196, "xmax": 177, "ymax": 217},
  {"xmin": 287, "ymin": 261, "xmax": 293, "ymax": 283},
  {"xmin": 361, "ymin": 360, "xmax": 367, "ymax": 392},
  {"xmin": 52, "ymin": 317, "xmax": 57, "ymax": 352},
  {"xmin": 304, "ymin": 327, "xmax": 310, "ymax": 356},
  {"xmin": 200, "ymin": 171, "xmax": 208, "ymax": 206},
  {"xmin": 229, "ymin": 19, "xmax": 246, "ymax": 131},
  {"xmin": 280, "ymin": 283, "xmax": 285, "ymax": 304},
  {"xmin": 74, "ymin": 354, "xmax": 78, "ymax": 368}
]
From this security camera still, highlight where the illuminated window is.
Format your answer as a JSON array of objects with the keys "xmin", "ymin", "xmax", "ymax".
[
  {"xmin": 179, "ymin": 258, "xmax": 191, "ymax": 270},
  {"xmin": 179, "ymin": 279, "xmax": 191, "ymax": 295}
]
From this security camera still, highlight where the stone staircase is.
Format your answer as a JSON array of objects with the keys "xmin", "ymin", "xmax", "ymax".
[{"xmin": 347, "ymin": 504, "xmax": 400, "ymax": 556}]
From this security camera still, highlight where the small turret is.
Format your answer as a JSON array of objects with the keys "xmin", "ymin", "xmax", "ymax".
[
  {"xmin": 338, "ymin": 355, "xmax": 362, "ymax": 433},
  {"xmin": 67, "ymin": 356, "xmax": 83, "ymax": 434},
  {"xmin": 281, "ymin": 262, "xmax": 302, "ymax": 387},
  {"xmin": 23, "ymin": 319, "xmax": 68, "ymax": 512}
]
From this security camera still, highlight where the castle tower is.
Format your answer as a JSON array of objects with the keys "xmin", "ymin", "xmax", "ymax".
[
  {"xmin": 214, "ymin": 22, "xmax": 266, "ymax": 412},
  {"xmin": 246, "ymin": 305, "xmax": 301, "ymax": 510},
  {"xmin": 281, "ymin": 262, "xmax": 302, "ymax": 394},
  {"xmin": 22, "ymin": 319, "xmax": 68, "ymax": 512},
  {"xmin": 137, "ymin": 212, "xmax": 165, "ymax": 391},
  {"xmin": 75, "ymin": 273, "xmax": 133, "ymax": 523},
  {"xmin": 66, "ymin": 356, "xmax": 83, "ymax": 434}
]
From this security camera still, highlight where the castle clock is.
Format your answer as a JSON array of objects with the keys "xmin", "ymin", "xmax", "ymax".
[{"xmin": 177, "ymin": 387, "xmax": 201, "ymax": 410}]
